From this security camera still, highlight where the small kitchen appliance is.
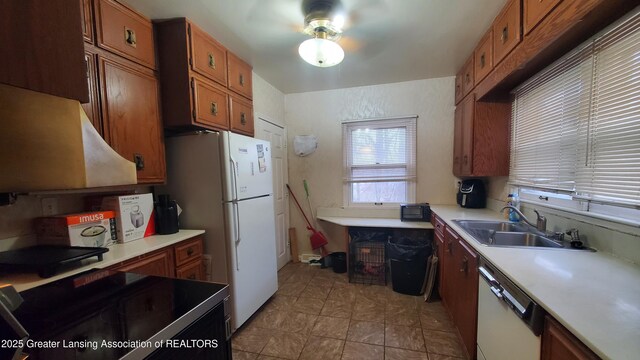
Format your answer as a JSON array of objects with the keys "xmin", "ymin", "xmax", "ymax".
[
  {"xmin": 154, "ymin": 194, "xmax": 179, "ymax": 235},
  {"xmin": 457, "ymin": 179, "xmax": 486, "ymax": 208},
  {"xmin": 400, "ymin": 203, "xmax": 431, "ymax": 222}
]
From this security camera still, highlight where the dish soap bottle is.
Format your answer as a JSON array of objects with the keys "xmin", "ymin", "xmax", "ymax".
[{"xmin": 508, "ymin": 193, "xmax": 520, "ymax": 222}]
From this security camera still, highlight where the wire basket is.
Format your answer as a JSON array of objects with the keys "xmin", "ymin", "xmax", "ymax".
[{"xmin": 349, "ymin": 241, "xmax": 386, "ymax": 285}]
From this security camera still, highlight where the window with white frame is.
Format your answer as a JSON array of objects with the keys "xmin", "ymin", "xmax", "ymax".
[
  {"xmin": 342, "ymin": 117, "xmax": 417, "ymax": 207},
  {"xmin": 510, "ymin": 8, "xmax": 640, "ymax": 224}
]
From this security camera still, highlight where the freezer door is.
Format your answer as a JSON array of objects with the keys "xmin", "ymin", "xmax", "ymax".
[
  {"xmin": 225, "ymin": 195, "xmax": 278, "ymax": 329},
  {"xmin": 224, "ymin": 132, "xmax": 273, "ymax": 200}
]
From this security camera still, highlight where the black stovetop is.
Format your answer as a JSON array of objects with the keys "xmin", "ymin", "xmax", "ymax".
[{"xmin": 0, "ymin": 270, "xmax": 227, "ymax": 359}]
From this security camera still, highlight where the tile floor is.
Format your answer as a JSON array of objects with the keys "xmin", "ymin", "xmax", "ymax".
[{"xmin": 231, "ymin": 262, "xmax": 466, "ymax": 360}]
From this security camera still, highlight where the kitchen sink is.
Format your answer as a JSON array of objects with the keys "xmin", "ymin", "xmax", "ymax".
[{"xmin": 452, "ymin": 220, "xmax": 591, "ymax": 250}]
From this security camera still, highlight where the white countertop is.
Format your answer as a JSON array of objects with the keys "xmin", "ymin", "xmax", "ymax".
[
  {"xmin": 318, "ymin": 216, "xmax": 434, "ymax": 229},
  {"xmin": 431, "ymin": 205, "xmax": 640, "ymax": 360},
  {"xmin": 0, "ymin": 229, "xmax": 205, "ymax": 292}
]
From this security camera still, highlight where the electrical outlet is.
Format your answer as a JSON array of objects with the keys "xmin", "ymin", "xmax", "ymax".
[
  {"xmin": 454, "ymin": 179, "xmax": 461, "ymax": 189},
  {"xmin": 41, "ymin": 198, "xmax": 58, "ymax": 216},
  {"xmin": 202, "ymin": 255, "xmax": 212, "ymax": 275}
]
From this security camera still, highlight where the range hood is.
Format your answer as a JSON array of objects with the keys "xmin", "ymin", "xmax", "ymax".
[{"xmin": 0, "ymin": 84, "xmax": 137, "ymax": 192}]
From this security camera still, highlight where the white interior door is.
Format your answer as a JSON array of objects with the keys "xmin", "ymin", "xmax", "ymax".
[{"xmin": 256, "ymin": 117, "xmax": 290, "ymax": 269}]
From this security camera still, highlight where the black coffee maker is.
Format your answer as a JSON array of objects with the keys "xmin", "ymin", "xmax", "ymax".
[
  {"xmin": 155, "ymin": 194, "xmax": 179, "ymax": 234},
  {"xmin": 457, "ymin": 179, "xmax": 486, "ymax": 208}
]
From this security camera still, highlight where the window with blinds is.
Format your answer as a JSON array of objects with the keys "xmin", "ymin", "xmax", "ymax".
[
  {"xmin": 511, "ymin": 8, "xmax": 640, "ymax": 218},
  {"xmin": 342, "ymin": 117, "xmax": 416, "ymax": 206}
]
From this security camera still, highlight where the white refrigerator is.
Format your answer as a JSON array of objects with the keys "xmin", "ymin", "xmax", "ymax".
[{"xmin": 162, "ymin": 131, "xmax": 278, "ymax": 330}]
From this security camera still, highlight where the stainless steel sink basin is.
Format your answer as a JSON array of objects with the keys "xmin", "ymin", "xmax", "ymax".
[
  {"xmin": 488, "ymin": 232, "xmax": 563, "ymax": 248},
  {"xmin": 452, "ymin": 219, "xmax": 591, "ymax": 250}
]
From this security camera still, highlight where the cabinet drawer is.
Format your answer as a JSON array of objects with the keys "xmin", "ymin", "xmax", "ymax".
[
  {"xmin": 229, "ymin": 95, "xmax": 254, "ymax": 136},
  {"xmin": 111, "ymin": 248, "xmax": 174, "ymax": 277},
  {"xmin": 474, "ymin": 30, "xmax": 493, "ymax": 84},
  {"xmin": 462, "ymin": 56, "xmax": 474, "ymax": 96},
  {"xmin": 493, "ymin": 0, "xmax": 522, "ymax": 65},
  {"xmin": 176, "ymin": 259, "xmax": 204, "ymax": 281},
  {"xmin": 192, "ymin": 78, "xmax": 229, "ymax": 130},
  {"xmin": 95, "ymin": 0, "xmax": 156, "ymax": 69},
  {"xmin": 524, "ymin": 0, "xmax": 562, "ymax": 35},
  {"xmin": 227, "ymin": 52, "xmax": 253, "ymax": 99},
  {"xmin": 175, "ymin": 237, "xmax": 204, "ymax": 267},
  {"xmin": 189, "ymin": 22, "xmax": 227, "ymax": 86}
]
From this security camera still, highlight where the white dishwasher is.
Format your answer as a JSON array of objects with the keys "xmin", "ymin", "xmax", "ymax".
[{"xmin": 477, "ymin": 257, "xmax": 546, "ymax": 360}]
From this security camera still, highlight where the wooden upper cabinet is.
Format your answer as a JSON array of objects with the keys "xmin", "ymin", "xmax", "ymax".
[
  {"xmin": 82, "ymin": 48, "xmax": 102, "ymax": 136},
  {"xmin": 227, "ymin": 52, "xmax": 253, "ymax": 100},
  {"xmin": 460, "ymin": 95, "xmax": 475, "ymax": 176},
  {"xmin": 524, "ymin": 0, "xmax": 563, "ymax": 35},
  {"xmin": 541, "ymin": 315, "xmax": 599, "ymax": 360},
  {"xmin": 462, "ymin": 56, "xmax": 475, "ymax": 97},
  {"xmin": 493, "ymin": 0, "xmax": 522, "ymax": 65},
  {"xmin": 474, "ymin": 30, "xmax": 494, "ymax": 84},
  {"xmin": 189, "ymin": 23, "xmax": 227, "ymax": 86},
  {"xmin": 95, "ymin": 0, "xmax": 156, "ymax": 70},
  {"xmin": 453, "ymin": 105, "xmax": 463, "ymax": 175},
  {"xmin": 455, "ymin": 71, "xmax": 464, "ymax": 104},
  {"xmin": 229, "ymin": 94, "xmax": 255, "ymax": 136},
  {"xmin": 0, "ymin": 0, "xmax": 88, "ymax": 103},
  {"xmin": 192, "ymin": 78, "xmax": 230, "ymax": 130},
  {"xmin": 81, "ymin": 0, "xmax": 94, "ymax": 43},
  {"xmin": 99, "ymin": 56, "xmax": 166, "ymax": 184}
]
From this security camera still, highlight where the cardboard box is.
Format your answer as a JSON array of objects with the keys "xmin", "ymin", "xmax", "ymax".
[
  {"xmin": 101, "ymin": 194, "xmax": 155, "ymax": 242},
  {"xmin": 37, "ymin": 211, "xmax": 117, "ymax": 247}
]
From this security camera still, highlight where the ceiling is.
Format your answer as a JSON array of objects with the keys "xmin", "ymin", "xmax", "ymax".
[{"xmin": 123, "ymin": 0, "xmax": 507, "ymax": 94}]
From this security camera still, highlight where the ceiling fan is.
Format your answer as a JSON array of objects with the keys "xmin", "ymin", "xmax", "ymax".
[{"xmin": 247, "ymin": 0, "xmax": 390, "ymax": 67}]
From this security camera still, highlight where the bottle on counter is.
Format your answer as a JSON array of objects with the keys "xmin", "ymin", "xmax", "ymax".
[{"xmin": 507, "ymin": 193, "xmax": 520, "ymax": 222}]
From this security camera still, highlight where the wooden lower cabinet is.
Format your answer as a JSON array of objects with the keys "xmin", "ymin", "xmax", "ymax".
[
  {"xmin": 111, "ymin": 247, "xmax": 174, "ymax": 277},
  {"xmin": 109, "ymin": 237, "xmax": 204, "ymax": 280},
  {"xmin": 439, "ymin": 220, "xmax": 479, "ymax": 360},
  {"xmin": 542, "ymin": 315, "xmax": 599, "ymax": 360}
]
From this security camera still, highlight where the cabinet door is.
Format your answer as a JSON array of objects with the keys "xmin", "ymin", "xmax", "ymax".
[
  {"xmin": 454, "ymin": 70, "xmax": 464, "ymax": 104},
  {"xmin": 227, "ymin": 52, "xmax": 253, "ymax": 100},
  {"xmin": 112, "ymin": 248, "xmax": 174, "ymax": 277},
  {"xmin": 189, "ymin": 23, "xmax": 227, "ymax": 86},
  {"xmin": 95, "ymin": 0, "xmax": 156, "ymax": 69},
  {"xmin": 453, "ymin": 105, "xmax": 463, "ymax": 176},
  {"xmin": 176, "ymin": 259, "xmax": 204, "ymax": 281},
  {"xmin": 81, "ymin": 0, "xmax": 94, "ymax": 43},
  {"xmin": 0, "ymin": 0, "xmax": 88, "ymax": 102},
  {"xmin": 462, "ymin": 56, "xmax": 475, "ymax": 96},
  {"xmin": 82, "ymin": 48, "xmax": 102, "ymax": 136},
  {"xmin": 524, "ymin": 0, "xmax": 563, "ymax": 35},
  {"xmin": 493, "ymin": 0, "xmax": 522, "ymax": 65},
  {"xmin": 229, "ymin": 94, "xmax": 254, "ymax": 136},
  {"xmin": 461, "ymin": 95, "xmax": 475, "ymax": 176},
  {"xmin": 454, "ymin": 239, "xmax": 478, "ymax": 360},
  {"xmin": 192, "ymin": 78, "xmax": 230, "ymax": 131},
  {"xmin": 99, "ymin": 56, "xmax": 166, "ymax": 183},
  {"xmin": 474, "ymin": 30, "xmax": 494, "ymax": 84},
  {"xmin": 435, "ymin": 229, "xmax": 445, "ymax": 298},
  {"xmin": 442, "ymin": 227, "xmax": 459, "ymax": 314},
  {"xmin": 541, "ymin": 315, "xmax": 599, "ymax": 360}
]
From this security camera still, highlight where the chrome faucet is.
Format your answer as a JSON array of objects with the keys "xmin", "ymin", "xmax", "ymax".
[{"xmin": 500, "ymin": 206, "xmax": 547, "ymax": 232}]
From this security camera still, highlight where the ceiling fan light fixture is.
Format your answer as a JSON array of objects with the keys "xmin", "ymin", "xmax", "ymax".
[{"xmin": 298, "ymin": 35, "xmax": 344, "ymax": 67}]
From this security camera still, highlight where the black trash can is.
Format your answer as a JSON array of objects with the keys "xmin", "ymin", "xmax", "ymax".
[
  {"xmin": 331, "ymin": 252, "xmax": 347, "ymax": 273},
  {"xmin": 387, "ymin": 237, "xmax": 431, "ymax": 295}
]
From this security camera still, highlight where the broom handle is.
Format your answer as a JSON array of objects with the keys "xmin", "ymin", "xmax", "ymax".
[{"xmin": 286, "ymin": 184, "xmax": 313, "ymax": 228}]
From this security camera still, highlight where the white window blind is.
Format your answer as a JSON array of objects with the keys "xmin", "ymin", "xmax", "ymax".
[
  {"xmin": 511, "ymin": 7, "xmax": 640, "ymax": 210},
  {"xmin": 575, "ymin": 12, "xmax": 640, "ymax": 207},
  {"xmin": 343, "ymin": 117, "xmax": 416, "ymax": 206},
  {"xmin": 510, "ymin": 45, "xmax": 593, "ymax": 191}
]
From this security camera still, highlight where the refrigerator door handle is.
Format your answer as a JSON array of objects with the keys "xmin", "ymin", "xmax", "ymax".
[
  {"xmin": 233, "ymin": 200, "xmax": 241, "ymax": 271},
  {"xmin": 229, "ymin": 157, "xmax": 239, "ymax": 201}
]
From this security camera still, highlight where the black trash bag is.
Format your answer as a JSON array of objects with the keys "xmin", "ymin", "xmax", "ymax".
[
  {"xmin": 387, "ymin": 237, "xmax": 431, "ymax": 262},
  {"xmin": 349, "ymin": 227, "xmax": 392, "ymax": 243}
]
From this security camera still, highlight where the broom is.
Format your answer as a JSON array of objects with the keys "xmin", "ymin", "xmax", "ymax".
[{"xmin": 286, "ymin": 184, "xmax": 329, "ymax": 256}]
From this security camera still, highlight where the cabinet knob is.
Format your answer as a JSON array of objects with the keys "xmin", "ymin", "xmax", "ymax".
[
  {"xmin": 187, "ymin": 248, "xmax": 194, "ymax": 256},
  {"xmin": 460, "ymin": 257, "xmax": 469, "ymax": 273},
  {"xmin": 240, "ymin": 112, "xmax": 246, "ymax": 125},
  {"xmin": 210, "ymin": 102, "xmax": 218, "ymax": 116},
  {"xmin": 124, "ymin": 27, "xmax": 137, "ymax": 48},
  {"xmin": 447, "ymin": 241, "xmax": 453, "ymax": 254},
  {"xmin": 239, "ymin": 74, "xmax": 245, "ymax": 86},
  {"xmin": 501, "ymin": 25, "xmax": 509, "ymax": 43},
  {"xmin": 208, "ymin": 53, "xmax": 216, "ymax": 69},
  {"xmin": 134, "ymin": 153, "xmax": 144, "ymax": 170},
  {"xmin": 480, "ymin": 53, "xmax": 486, "ymax": 69},
  {"xmin": 463, "ymin": 155, "xmax": 468, "ymax": 164}
]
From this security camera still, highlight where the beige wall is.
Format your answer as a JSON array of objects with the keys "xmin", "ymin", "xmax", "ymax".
[
  {"xmin": 285, "ymin": 77, "xmax": 457, "ymax": 255},
  {"xmin": 252, "ymin": 72, "xmax": 285, "ymax": 126}
]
